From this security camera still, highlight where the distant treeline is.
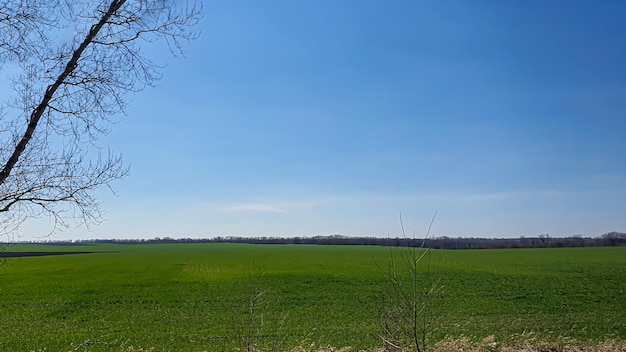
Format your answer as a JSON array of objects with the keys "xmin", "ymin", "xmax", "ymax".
[{"xmin": 16, "ymin": 232, "xmax": 626, "ymax": 249}]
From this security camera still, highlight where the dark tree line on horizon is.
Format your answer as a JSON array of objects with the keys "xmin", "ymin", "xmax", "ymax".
[{"xmin": 14, "ymin": 232, "xmax": 626, "ymax": 249}]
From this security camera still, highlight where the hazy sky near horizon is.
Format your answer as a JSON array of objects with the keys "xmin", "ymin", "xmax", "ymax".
[{"xmin": 17, "ymin": 0, "xmax": 626, "ymax": 240}]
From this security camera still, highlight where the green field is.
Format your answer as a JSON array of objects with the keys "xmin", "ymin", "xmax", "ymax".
[{"xmin": 0, "ymin": 243, "xmax": 624, "ymax": 351}]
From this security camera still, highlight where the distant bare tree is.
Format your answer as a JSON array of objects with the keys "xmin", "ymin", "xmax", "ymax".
[{"xmin": 0, "ymin": 0, "xmax": 202, "ymax": 239}]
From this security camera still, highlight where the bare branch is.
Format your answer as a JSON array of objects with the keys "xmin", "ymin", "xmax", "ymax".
[{"xmin": 0, "ymin": 0, "xmax": 202, "ymax": 238}]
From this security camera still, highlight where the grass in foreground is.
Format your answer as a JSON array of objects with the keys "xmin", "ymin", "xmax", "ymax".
[{"xmin": 0, "ymin": 243, "xmax": 624, "ymax": 351}]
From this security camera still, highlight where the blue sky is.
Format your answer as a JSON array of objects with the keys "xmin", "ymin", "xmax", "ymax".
[{"xmin": 21, "ymin": 0, "xmax": 626, "ymax": 240}]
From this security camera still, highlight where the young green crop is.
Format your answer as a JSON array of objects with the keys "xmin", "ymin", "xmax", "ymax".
[{"xmin": 0, "ymin": 244, "xmax": 624, "ymax": 351}]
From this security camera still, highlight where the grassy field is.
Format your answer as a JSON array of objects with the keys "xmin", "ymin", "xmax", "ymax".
[{"xmin": 0, "ymin": 243, "xmax": 624, "ymax": 351}]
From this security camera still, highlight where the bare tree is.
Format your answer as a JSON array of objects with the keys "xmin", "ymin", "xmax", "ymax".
[{"xmin": 0, "ymin": 0, "xmax": 202, "ymax": 239}]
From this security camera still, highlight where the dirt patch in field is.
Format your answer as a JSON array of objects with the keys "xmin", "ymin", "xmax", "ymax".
[{"xmin": 0, "ymin": 251, "xmax": 95, "ymax": 258}]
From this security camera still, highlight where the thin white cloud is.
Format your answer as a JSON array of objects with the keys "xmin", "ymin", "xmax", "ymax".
[
  {"xmin": 225, "ymin": 203, "xmax": 287, "ymax": 213},
  {"xmin": 193, "ymin": 190, "xmax": 581, "ymax": 216},
  {"xmin": 219, "ymin": 199, "xmax": 325, "ymax": 214},
  {"xmin": 342, "ymin": 188, "xmax": 615, "ymax": 204}
]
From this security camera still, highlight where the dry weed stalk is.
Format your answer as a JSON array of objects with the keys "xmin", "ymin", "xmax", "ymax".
[
  {"xmin": 234, "ymin": 264, "xmax": 288, "ymax": 352},
  {"xmin": 378, "ymin": 213, "xmax": 439, "ymax": 352}
]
